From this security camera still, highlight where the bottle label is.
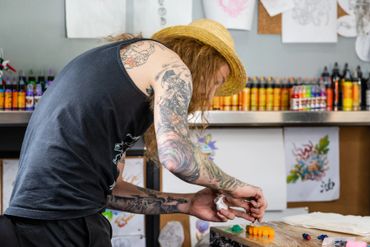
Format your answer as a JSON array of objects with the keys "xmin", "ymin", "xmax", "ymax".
[
  {"xmin": 26, "ymin": 96, "xmax": 34, "ymax": 110},
  {"xmin": 18, "ymin": 92, "xmax": 26, "ymax": 109},
  {"xmin": 0, "ymin": 90, "xmax": 4, "ymax": 109},
  {"xmin": 366, "ymin": 90, "xmax": 370, "ymax": 108},
  {"xmin": 242, "ymin": 88, "xmax": 251, "ymax": 111},
  {"xmin": 12, "ymin": 91, "xmax": 18, "ymax": 110},
  {"xmin": 343, "ymin": 81, "xmax": 353, "ymax": 111},
  {"xmin": 4, "ymin": 90, "xmax": 12, "ymax": 110}
]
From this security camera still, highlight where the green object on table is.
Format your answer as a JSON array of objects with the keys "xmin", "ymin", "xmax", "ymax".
[{"xmin": 230, "ymin": 224, "xmax": 243, "ymax": 234}]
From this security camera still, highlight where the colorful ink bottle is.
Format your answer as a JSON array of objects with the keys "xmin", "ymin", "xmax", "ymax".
[
  {"xmin": 0, "ymin": 75, "xmax": 4, "ymax": 110},
  {"xmin": 242, "ymin": 80, "xmax": 251, "ymax": 111},
  {"xmin": 231, "ymin": 93, "xmax": 239, "ymax": 111},
  {"xmin": 326, "ymin": 79, "xmax": 333, "ymax": 111},
  {"xmin": 352, "ymin": 70, "xmax": 361, "ymax": 111},
  {"xmin": 266, "ymin": 77, "xmax": 274, "ymax": 111},
  {"xmin": 11, "ymin": 77, "xmax": 18, "ymax": 111},
  {"xmin": 4, "ymin": 77, "xmax": 13, "ymax": 111},
  {"xmin": 258, "ymin": 77, "xmax": 266, "ymax": 111},
  {"xmin": 18, "ymin": 73, "xmax": 26, "ymax": 111},
  {"xmin": 281, "ymin": 79, "xmax": 289, "ymax": 111},
  {"xmin": 331, "ymin": 62, "xmax": 341, "ymax": 111},
  {"xmin": 342, "ymin": 68, "xmax": 353, "ymax": 111},
  {"xmin": 250, "ymin": 77, "xmax": 258, "ymax": 111},
  {"xmin": 273, "ymin": 79, "xmax": 281, "ymax": 111}
]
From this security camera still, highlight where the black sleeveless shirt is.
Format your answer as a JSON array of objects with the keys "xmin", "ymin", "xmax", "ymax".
[{"xmin": 6, "ymin": 38, "xmax": 153, "ymax": 220}]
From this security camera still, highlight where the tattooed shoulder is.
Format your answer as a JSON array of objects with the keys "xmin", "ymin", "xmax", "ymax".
[{"xmin": 120, "ymin": 40, "xmax": 166, "ymax": 70}]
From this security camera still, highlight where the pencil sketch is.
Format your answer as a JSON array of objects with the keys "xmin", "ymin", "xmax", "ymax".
[
  {"xmin": 354, "ymin": 0, "xmax": 370, "ymax": 35},
  {"xmin": 291, "ymin": 0, "xmax": 332, "ymax": 26}
]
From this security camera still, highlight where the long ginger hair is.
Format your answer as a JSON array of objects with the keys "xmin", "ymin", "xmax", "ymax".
[{"xmin": 108, "ymin": 34, "xmax": 227, "ymax": 163}]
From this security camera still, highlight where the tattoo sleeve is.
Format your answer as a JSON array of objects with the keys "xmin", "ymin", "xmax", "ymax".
[
  {"xmin": 154, "ymin": 61, "xmax": 244, "ymax": 193},
  {"xmin": 107, "ymin": 185, "xmax": 189, "ymax": 214}
]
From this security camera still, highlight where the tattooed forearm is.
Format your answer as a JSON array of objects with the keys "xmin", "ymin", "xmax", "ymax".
[
  {"xmin": 155, "ymin": 61, "xmax": 245, "ymax": 192},
  {"xmin": 107, "ymin": 186, "xmax": 189, "ymax": 214}
]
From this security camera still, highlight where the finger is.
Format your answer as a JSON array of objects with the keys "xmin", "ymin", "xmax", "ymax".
[
  {"xmin": 229, "ymin": 208, "xmax": 256, "ymax": 222},
  {"xmin": 216, "ymin": 211, "xmax": 228, "ymax": 222},
  {"xmin": 225, "ymin": 197, "xmax": 251, "ymax": 211},
  {"xmin": 219, "ymin": 209, "xmax": 236, "ymax": 220}
]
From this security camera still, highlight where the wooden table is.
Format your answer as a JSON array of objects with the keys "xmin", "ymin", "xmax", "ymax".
[{"xmin": 210, "ymin": 222, "xmax": 369, "ymax": 247}]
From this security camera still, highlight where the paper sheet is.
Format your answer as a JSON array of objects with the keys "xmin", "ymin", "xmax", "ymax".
[
  {"xmin": 111, "ymin": 235, "xmax": 146, "ymax": 247},
  {"xmin": 337, "ymin": 15, "xmax": 357, "ymax": 37},
  {"xmin": 283, "ymin": 212, "xmax": 370, "ymax": 237},
  {"xmin": 133, "ymin": 0, "xmax": 192, "ymax": 38},
  {"xmin": 284, "ymin": 127, "xmax": 339, "ymax": 202},
  {"xmin": 162, "ymin": 128, "xmax": 287, "ymax": 210},
  {"xmin": 202, "ymin": 0, "xmax": 256, "ymax": 30},
  {"xmin": 260, "ymin": 0, "xmax": 294, "ymax": 17},
  {"xmin": 282, "ymin": 0, "xmax": 338, "ymax": 43},
  {"xmin": 65, "ymin": 0, "xmax": 126, "ymax": 38},
  {"xmin": 2, "ymin": 159, "xmax": 19, "ymax": 213},
  {"xmin": 103, "ymin": 158, "xmax": 145, "ymax": 237},
  {"xmin": 356, "ymin": 33, "xmax": 370, "ymax": 61}
]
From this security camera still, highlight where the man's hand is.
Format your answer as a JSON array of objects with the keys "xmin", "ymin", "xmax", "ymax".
[
  {"xmin": 224, "ymin": 183, "xmax": 268, "ymax": 222},
  {"xmin": 186, "ymin": 188, "xmax": 263, "ymax": 223}
]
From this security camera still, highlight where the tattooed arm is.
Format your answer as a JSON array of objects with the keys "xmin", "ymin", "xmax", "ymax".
[
  {"xmin": 108, "ymin": 180, "xmax": 256, "ymax": 222},
  {"xmin": 107, "ymin": 181, "xmax": 191, "ymax": 214},
  {"xmin": 120, "ymin": 40, "xmax": 267, "ymax": 220},
  {"xmin": 151, "ymin": 58, "xmax": 248, "ymax": 194}
]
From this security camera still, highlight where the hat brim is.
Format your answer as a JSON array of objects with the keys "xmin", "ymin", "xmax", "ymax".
[{"xmin": 152, "ymin": 25, "xmax": 246, "ymax": 96}]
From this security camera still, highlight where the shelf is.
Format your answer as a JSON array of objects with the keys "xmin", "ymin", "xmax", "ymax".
[
  {"xmin": 1, "ymin": 111, "xmax": 370, "ymax": 127},
  {"xmin": 0, "ymin": 111, "xmax": 32, "ymax": 126},
  {"xmin": 189, "ymin": 111, "xmax": 370, "ymax": 127}
]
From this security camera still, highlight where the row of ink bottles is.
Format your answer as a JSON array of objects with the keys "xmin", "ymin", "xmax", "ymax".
[
  {"xmin": 0, "ymin": 69, "xmax": 55, "ymax": 111},
  {"xmin": 324, "ymin": 63, "xmax": 370, "ymax": 111},
  {"xmin": 290, "ymin": 82, "xmax": 327, "ymax": 111},
  {"xmin": 212, "ymin": 77, "xmax": 311, "ymax": 111}
]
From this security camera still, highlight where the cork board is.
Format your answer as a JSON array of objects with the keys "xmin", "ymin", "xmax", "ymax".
[
  {"xmin": 258, "ymin": 3, "xmax": 349, "ymax": 35},
  {"xmin": 258, "ymin": 2, "xmax": 282, "ymax": 35}
]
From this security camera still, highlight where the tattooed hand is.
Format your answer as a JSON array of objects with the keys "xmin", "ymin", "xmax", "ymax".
[{"xmin": 223, "ymin": 184, "xmax": 268, "ymax": 222}]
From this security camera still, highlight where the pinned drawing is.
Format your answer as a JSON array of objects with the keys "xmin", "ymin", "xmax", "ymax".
[
  {"xmin": 337, "ymin": 0, "xmax": 370, "ymax": 61},
  {"xmin": 337, "ymin": 15, "xmax": 357, "ymax": 37},
  {"xmin": 65, "ymin": 0, "xmax": 126, "ymax": 38},
  {"xmin": 260, "ymin": 0, "xmax": 294, "ymax": 17},
  {"xmin": 133, "ymin": 0, "xmax": 192, "ymax": 37},
  {"xmin": 203, "ymin": 0, "xmax": 257, "ymax": 30},
  {"xmin": 282, "ymin": 0, "xmax": 337, "ymax": 43},
  {"xmin": 103, "ymin": 158, "xmax": 145, "ymax": 239},
  {"xmin": 2, "ymin": 160, "xmax": 19, "ymax": 213},
  {"xmin": 284, "ymin": 127, "xmax": 339, "ymax": 202}
]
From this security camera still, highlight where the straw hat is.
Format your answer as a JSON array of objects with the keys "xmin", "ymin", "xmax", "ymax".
[{"xmin": 152, "ymin": 19, "xmax": 246, "ymax": 96}]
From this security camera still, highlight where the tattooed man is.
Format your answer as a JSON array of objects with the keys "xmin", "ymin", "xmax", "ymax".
[{"xmin": 1, "ymin": 19, "xmax": 267, "ymax": 246}]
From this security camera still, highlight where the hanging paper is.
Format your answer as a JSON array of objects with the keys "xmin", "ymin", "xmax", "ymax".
[
  {"xmin": 103, "ymin": 158, "xmax": 145, "ymax": 237},
  {"xmin": 65, "ymin": 0, "xmax": 126, "ymax": 38},
  {"xmin": 2, "ymin": 159, "xmax": 19, "ymax": 213},
  {"xmin": 202, "ymin": 0, "xmax": 256, "ymax": 30},
  {"xmin": 337, "ymin": 15, "xmax": 357, "ymax": 37},
  {"xmin": 133, "ymin": 0, "xmax": 192, "ymax": 38},
  {"xmin": 356, "ymin": 33, "xmax": 370, "ymax": 62},
  {"xmin": 260, "ymin": 0, "xmax": 294, "ymax": 17},
  {"xmin": 282, "ymin": 0, "xmax": 338, "ymax": 43},
  {"xmin": 284, "ymin": 127, "xmax": 339, "ymax": 202}
]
